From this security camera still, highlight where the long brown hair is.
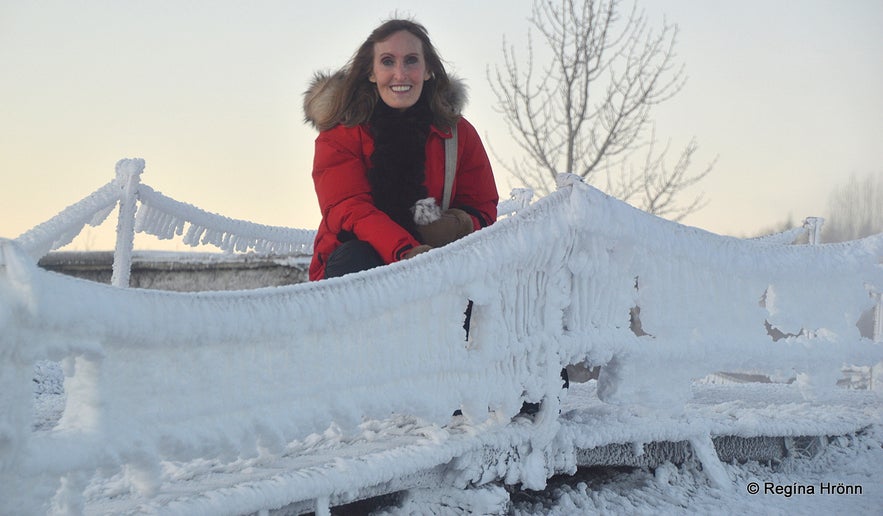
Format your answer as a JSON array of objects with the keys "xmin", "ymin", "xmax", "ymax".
[{"xmin": 332, "ymin": 19, "xmax": 459, "ymax": 129}]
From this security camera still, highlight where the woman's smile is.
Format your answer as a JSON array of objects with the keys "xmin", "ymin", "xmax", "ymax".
[{"xmin": 370, "ymin": 30, "xmax": 431, "ymax": 110}]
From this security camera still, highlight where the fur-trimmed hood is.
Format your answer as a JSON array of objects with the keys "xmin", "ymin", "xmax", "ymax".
[{"xmin": 303, "ymin": 70, "xmax": 468, "ymax": 131}]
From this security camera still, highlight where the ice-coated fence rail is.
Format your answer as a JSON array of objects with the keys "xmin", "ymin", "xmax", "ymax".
[
  {"xmin": 14, "ymin": 159, "xmax": 318, "ymax": 284},
  {"xmin": 1, "ymin": 160, "xmax": 881, "ymax": 514},
  {"xmin": 12, "ymin": 159, "xmax": 534, "ymax": 286}
]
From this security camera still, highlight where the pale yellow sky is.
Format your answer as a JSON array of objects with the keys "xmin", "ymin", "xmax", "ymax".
[{"xmin": 1, "ymin": 0, "xmax": 881, "ymax": 251}]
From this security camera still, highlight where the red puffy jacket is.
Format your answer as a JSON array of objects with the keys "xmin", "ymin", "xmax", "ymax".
[{"xmin": 309, "ymin": 116, "xmax": 498, "ymax": 280}]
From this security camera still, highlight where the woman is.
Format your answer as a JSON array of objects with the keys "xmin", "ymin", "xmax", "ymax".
[{"xmin": 303, "ymin": 19, "xmax": 498, "ymax": 280}]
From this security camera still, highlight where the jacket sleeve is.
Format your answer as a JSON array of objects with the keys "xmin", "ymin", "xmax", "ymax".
[
  {"xmin": 450, "ymin": 118, "xmax": 499, "ymax": 229},
  {"xmin": 312, "ymin": 127, "xmax": 421, "ymax": 263}
]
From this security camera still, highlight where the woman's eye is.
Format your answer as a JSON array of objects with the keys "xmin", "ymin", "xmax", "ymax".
[
  {"xmin": 405, "ymin": 56, "xmax": 419, "ymax": 65},
  {"xmin": 381, "ymin": 57, "xmax": 394, "ymax": 66}
]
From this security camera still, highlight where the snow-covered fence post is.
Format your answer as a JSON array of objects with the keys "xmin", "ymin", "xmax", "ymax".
[
  {"xmin": 874, "ymin": 292, "xmax": 883, "ymax": 343},
  {"xmin": 111, "ymin": 158, "xmax": 145, "ymax": 287},
  {"xmin": 0, "ymin": 241, "xmax": 44, "ymax": 509},
  {"xmin": 510, "ymin": 188, "xmax": 534, "ymax": 210},
  {"xmin": 871, "ymin": 293, "xmax": 883, "ymax": 391},
  {"xmin": 803, "ymin": 217, "xmax": 824, "ymax": 245}
]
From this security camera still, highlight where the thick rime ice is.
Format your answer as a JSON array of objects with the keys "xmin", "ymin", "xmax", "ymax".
[
  {"xmin": 14, "ymin": 180, "xmax": 121, "ymax": 259},
  {"xmin": 509, "ymin": 422, "xmax": 883, "ymax": 515},
  {"xmin": 111, "ymin": 158, "xmax": 143, "ymax": 288},
  {"xmin": 135, "ymin": 184, "xmax": 315, "ymax": 255},
  {"xmin": 1, "ymin": 169, "xmax": 882, "ymax": 514},
  {"xmin": 497, "ymin": 187, "xmax": 534, "ymax": 218},
  {"xmin": 16, "ymin": 158, "xmax": 316, "ymax": 259}
]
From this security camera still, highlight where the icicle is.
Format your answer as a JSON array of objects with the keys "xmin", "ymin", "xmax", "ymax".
[
  {"xmin": 133, "ymin": 184, "xmax": 316, "ymax": 254},
  {"xmin": 183, "ymin": 225, "xmax": 201, "ymax": 247},
  {"xmin": 689, "ymin": 435, "xmax": 732, "ymax": 490},
  {"xmin": 133, "ymin": 204, "xmax": 149, "ymax": 234}
]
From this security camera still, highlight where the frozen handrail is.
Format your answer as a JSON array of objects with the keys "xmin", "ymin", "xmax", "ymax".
[
  {"xmin": 750, "ymin": 225, "xmax": 809, "ymax": 245},
  {"xmin": 1, "ymin": 173, "xmax": 882, "ymax": 513},
  {"xmin": 11, "ymin": 159, "xmax": 826, "ymax": 274},
  {"xmin": 747, "ymin": 217, "xmax": 827, "ymax": 246},
  {"xmin": 12, "ymin": 159, "xmax": 538, "ymax": 284},
  {"xmin": 14, "ymin": 180, "xmax": 121, "ymax": 260},
  {"xmin": 12, "ymin": 159, "xmax": 318, "ymax": 281}
]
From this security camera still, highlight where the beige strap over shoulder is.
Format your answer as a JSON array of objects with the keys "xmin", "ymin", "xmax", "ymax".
[{"xmin": 442, "ymin": 125, "xmax": 458, "ymax": 210}]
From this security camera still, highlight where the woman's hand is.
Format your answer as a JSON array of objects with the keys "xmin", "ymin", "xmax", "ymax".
[
  {"xmin": 416, "ymin": 209, "xmax": 474, "ymax": 247},
  {"xmin": 402, "ymin": 244, "xmax": 432, "ymax": 259}
]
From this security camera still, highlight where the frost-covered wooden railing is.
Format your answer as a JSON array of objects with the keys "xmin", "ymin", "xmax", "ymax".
[
  {"xmin": 13, "ymin": 158, "xmax": 318, "ymax": 287},
  {"xmin": 12, "ymin": 158, "xmax": 534, "ymax": 288},
  {"xmin": 1, "ymin": 161, "xmax": 882, "ymax": 513}
]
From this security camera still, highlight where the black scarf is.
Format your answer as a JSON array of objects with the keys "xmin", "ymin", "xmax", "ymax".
[{"xmin": 368, "ymin": 95, "xmax": 433, "ymax": 239}]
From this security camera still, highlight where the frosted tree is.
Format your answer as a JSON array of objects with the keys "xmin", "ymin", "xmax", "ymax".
[
  {"xmin": 489, "ymin": 0, "xmax": 713, "ymax": 220},
  {"xmin": 822, "ymin": 172, "xmax": 883, "ymax": 242}
]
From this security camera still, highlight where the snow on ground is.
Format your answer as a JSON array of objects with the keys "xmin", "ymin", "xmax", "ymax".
[
  {"xmin": 517, "ymin": 382, "xmax": 883, "ymax": 516},
  {"xmin": 29, "ymin": 364, "xmax": 883, "ymax": 515},
  {"xmin": 506, "ymin": 425, "xmax": 882, "ymax": 516}
]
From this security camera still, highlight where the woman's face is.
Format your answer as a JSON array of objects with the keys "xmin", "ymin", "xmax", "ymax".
[{"xmin": 369, "ymin": 30, "xmax": 431, "ymax": 111}]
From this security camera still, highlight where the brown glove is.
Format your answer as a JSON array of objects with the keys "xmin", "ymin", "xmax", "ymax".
[
  {"xmin": 402, "ymin": 244, "xmax": 432, "ymax": 259},
  {"xmin": 416, "ymin": 209, "xmax": 474, "ymax": 248}
]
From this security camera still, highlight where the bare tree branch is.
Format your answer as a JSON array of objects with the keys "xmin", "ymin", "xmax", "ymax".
[{"xmin": 488, "ymin": 0, "xmax": 713, "ymax": 218}]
